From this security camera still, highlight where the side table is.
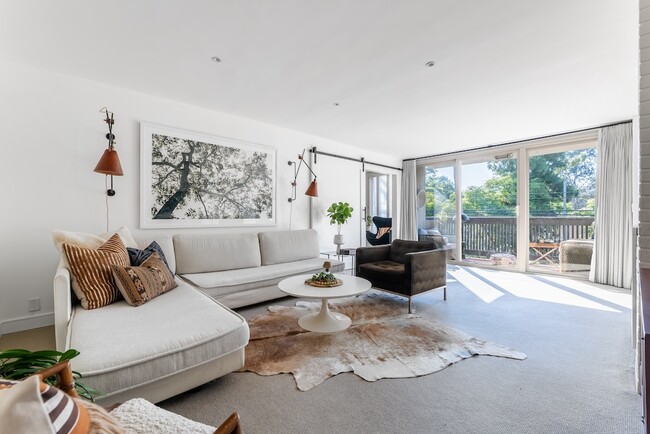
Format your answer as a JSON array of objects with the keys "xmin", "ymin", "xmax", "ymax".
[{"xmin": 321, "ymin": 248, "xmax": 357, "ymax": 275}]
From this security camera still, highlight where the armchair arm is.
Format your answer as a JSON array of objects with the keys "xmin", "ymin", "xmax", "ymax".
[
  {"xmin": 404, "ymin": 249, "xmax": 447, "ymax": 295},
  {"xmin": 356, "ymin": 245, "xmax": 391, "ymax": 274},
  {"xmin": 36, "ymin": 361, "xmax": 79, "ymax": 398},
  {"xmin": 214, "ymin": 412, "xmax": 242, "ymax": 434}
]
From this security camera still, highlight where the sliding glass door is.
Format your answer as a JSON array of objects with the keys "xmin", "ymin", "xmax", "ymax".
[
  {"xmin": 527, "ymin": 146, "xmax": 596, "ymax": 276},
  {"xmin": 460, "ymin": 155, "xmax": 518, "ymax": 268},
  {"xmin": 415, "ymin": 131, "xmax": 597, "ymax": 277},
  {"xmin": 417, "ymin": 163, "xmax": 457, "ymax": 257}
]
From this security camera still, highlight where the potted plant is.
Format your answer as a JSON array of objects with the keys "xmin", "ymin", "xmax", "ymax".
[
  {"xmin": 0, "ymin": 348, "xmax": 98, "ymax": 401},
  {"xmin": 326, "ymin": 202, "xmax": 354, "ymax": 249}
]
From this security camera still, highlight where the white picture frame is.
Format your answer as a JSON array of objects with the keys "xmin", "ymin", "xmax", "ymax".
[{"xmin": 140, "ymin": 122, "xmax": 277, "ymax": 228}]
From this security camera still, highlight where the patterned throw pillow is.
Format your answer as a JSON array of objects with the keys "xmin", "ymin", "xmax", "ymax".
[
  {"xmin": 127, "ymin": 241, "xmax": 173, "ymax": 275},
  {"xmin": 62, "ymin": 234, "xmax": 130, "ymax": 309},
  {"xmin": 0, "ymin": 376, "xmax": 90, "ymax": 434},
  {"xmin": 112, "ymin": 252, "xmax": 178, "ymax": 307}
]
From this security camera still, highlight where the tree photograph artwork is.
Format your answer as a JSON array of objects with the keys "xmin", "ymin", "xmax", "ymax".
[{"xmin": 140, "ymin": 124, "xmax": 276, "ymax": 228}]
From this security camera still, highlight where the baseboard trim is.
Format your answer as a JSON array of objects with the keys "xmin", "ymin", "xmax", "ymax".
[{"xmin": 0, "ymin": 312, "xmax": 54, "ymax": 335}]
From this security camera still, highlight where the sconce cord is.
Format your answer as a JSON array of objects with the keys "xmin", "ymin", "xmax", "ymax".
[
  {"xmin": 105, "ymin": 175, "xmax": 110, "ymax": 232},
  {"xmin": 289, "ymin": 200, "xmax": 293, "ymax": 230}
]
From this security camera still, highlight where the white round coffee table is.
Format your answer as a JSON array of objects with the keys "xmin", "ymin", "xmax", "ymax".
[{"xmin": 278, "ymin": 274, "xmax": 371, "ymax": 333}]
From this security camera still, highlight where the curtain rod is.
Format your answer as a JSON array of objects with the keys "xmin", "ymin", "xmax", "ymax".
[
  {"xmin": 403, "ymin": 119, "xmax": 633, "ymax": 162},
  {"xmin": 309, "ymin": 147, "xmax": 402, "ymax": 171}
]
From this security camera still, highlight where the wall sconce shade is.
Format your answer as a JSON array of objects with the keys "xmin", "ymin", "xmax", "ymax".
[
  {"xmin": 94, "ymin": 148, "xmax": 123, "ymax": 176},
  {"xmin": 304, "ymin": 179, "xmax": 318, "ymax": 197}
]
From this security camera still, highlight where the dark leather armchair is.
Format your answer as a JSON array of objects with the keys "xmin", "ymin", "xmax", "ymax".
[
  {"xmin": 366, "ymin": 216, "xmax": 392, "ymax": 246},
  {"xmin": 356, "ymin": 239, "xmax": 447, "ymax": 313}
]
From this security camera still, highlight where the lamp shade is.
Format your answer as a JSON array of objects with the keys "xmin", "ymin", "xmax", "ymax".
[
  {"xmin": 94, "ymin": 148, "xmax": 124, "ymax": 176},
  {"xmin": 304, "ymin": 179, "xmax": 318, "ymax": 197}
]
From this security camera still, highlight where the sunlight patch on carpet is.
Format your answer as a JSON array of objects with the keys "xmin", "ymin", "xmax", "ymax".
[
  {"xmin": 471, "ymin": 269, "xmax": 620, "ymax": 312},
  {"xmin": 240, "ymin": 291, "xmax": 526, "ymax": 391}
]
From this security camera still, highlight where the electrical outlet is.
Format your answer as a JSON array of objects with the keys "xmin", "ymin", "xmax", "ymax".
[{"xmin": 28, "ymin": 297, "xmax": 40, "ymax": 312}]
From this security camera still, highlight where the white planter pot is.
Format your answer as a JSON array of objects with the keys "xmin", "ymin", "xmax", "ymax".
[{"xmin": 333, "ymin": 234, "xmax": 344, "ymax": 245}]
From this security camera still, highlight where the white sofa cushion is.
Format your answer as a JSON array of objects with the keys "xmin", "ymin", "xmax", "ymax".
[
  {"xmin": 69, "ymin": 279, "xmax": 249, "ymax": 400},
  {"xmin": 173, "ymin": 233, "xmax": 261, "ymax": 274},
  {"xmin": 180, "ymin": 257, "xmax": 345, "ymax": 297},
  {"xmin": 258, "ymin": 229, "xmax": 320, "ymax": 265}
]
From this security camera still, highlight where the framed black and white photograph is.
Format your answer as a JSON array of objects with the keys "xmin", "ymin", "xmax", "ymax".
[{"xmin": 140, "ymin": 123, "xmax": 276, "ymax": 228}]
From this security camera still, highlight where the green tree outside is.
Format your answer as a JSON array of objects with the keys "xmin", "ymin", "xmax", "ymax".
[{"xmin": 424, "ymin": 147, "xmax": 596, "ymax": 219}]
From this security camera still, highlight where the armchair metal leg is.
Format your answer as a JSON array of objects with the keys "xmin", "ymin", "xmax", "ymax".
[
  {"xmin": 444, "ymin": 286, "xmax": 447, "ymax": 300},
  {"xmin": 408, "ymin": 297, "xmax": 413, "ymax": 314}
]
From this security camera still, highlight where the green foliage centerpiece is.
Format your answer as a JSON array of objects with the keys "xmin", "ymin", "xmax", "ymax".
[{"xmin": 305, "ymin": 271, "xmax": 342, "ymax": 288}]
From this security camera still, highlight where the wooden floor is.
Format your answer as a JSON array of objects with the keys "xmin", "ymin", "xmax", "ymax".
[{"xmin": 0, "ymin": 326, "xmax": 56, "ymax": 351}]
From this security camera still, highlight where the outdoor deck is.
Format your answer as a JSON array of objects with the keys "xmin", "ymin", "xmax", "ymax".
[{"xmin": 429, "ymin": 216, "xmax": 594, "ymax": 273}]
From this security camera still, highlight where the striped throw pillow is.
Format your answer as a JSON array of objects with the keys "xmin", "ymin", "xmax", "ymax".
[
  {"xmin": 0, "ymin": 376, "xmax": 90, "ymax": 434},
  {"xmin": 63, "ymin": 234, "xmax": 129, "ymax": 309},
  {"xmin": 112, "ymin": 252, "xmax": 178, "ymax": 307}
]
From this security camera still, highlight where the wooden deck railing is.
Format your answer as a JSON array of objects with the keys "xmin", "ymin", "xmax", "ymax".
[{"xmin": 433, "ymin": 216, "xmax": 594, "ymax": 257}]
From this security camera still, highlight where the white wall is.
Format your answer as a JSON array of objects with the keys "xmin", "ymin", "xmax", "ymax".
[
  {"xmin": 0, "ymin": 60, "xmax": 400, "ymax": 334},
  {"xmin": 309, "ymin": 154, "xmax": 402, "ymax": 253},
  {"xmin": 310, "ymin": 157, "xmax": 364, "ymax": 252}
]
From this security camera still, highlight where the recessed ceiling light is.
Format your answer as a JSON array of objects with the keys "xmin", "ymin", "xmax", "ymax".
[
  {"xmin": 211, "ymin": 56, "xmax": 222, "ymax": 63},
  {"xmin": 425, "ymin": 60, "xmax": 436, "ymax": 67}
]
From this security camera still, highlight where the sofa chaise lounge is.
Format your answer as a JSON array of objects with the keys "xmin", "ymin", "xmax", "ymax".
[{"xmin": 53, "ymin": 228, "xmax": 342, "ymax": 404}]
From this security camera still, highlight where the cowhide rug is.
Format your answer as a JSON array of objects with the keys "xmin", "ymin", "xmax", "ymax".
[{"xmin": 240, "ymin": 291, "xmax": 526, "ymax": 391}]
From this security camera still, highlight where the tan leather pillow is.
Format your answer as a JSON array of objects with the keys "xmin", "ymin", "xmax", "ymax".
[
  {"xmin": 112, "ymin": 253, "xmax": 178, "ymax": 307},
  {"xmin": 62, "ymin": 234, "xmax": 129, "ymax": 309},
  {"xmin": 376, "ymin": 227, "xmax": 391, "ymax": 239}
]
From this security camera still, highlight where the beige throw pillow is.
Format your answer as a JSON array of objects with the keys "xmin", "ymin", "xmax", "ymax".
[
  {"xmin": 112, "ymin": 253, "xmax": 178, "ymax": 307},
  {"xmin": 63, "ymin": 234, "xmax": 130, "ymax": 309},
  {"xmin": 99, "ymin": 226, "xmax": 138, "ymax": 249}
]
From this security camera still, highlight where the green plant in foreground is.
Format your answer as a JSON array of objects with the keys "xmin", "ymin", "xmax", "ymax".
[{"xmin": 0, "ymin": 348, "xmax": 99, "ymax": 401}]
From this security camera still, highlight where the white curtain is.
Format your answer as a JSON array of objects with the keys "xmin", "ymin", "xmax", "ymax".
[
  {"xmin": 399, "ymin": 160, "xmax": 418, "ymax": 240},
  {"xmin": 589, "ymin": 123, "xmax": 633, "ymax": 288}
]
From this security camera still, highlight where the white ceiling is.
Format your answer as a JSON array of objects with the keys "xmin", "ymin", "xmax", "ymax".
[{"xmin": 0, "ymin": 0, "xmax": 638, "ymax": 159}]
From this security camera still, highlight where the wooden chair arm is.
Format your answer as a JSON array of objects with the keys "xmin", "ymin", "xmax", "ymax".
[
  {"xmin": 214, "ymin": 412, "xmax": 242, "ymax": 434},
  {"xmin": 36, "ymin": 360, "xmax": 79, "ymax": 398}
]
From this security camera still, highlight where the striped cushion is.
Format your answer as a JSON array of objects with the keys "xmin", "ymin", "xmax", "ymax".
[
  {"xmin": 112, "ymin": 252, "xmax": 178, "ymax": 307},
  {"xmin": 0, "ymin": 376, "xmax": 90, "ymax": 434},
  {"xmin": 63, "ymin": 234, "xmax": 129, "ymax": 309}
]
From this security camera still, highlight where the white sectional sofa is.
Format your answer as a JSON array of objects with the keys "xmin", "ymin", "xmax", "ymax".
[
  {"xmin": 53, "ymin": 229, "xmax": 342, "ymax": 405},
  {"xmin": 174, "ymin": 230, "xmax": 344, "ymax": 308}
]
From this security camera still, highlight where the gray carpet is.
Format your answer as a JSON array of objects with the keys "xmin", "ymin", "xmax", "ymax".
[{"xmin": 160, "ymin": 266, "xmax": 642, "ymax": 433}]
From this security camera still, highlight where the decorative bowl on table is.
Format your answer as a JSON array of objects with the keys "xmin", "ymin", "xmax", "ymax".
[{"xmin": 305, "ymin": 271, "xmax": 343, "ymax": 288}]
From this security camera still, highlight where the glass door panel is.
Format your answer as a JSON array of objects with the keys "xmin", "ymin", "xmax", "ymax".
[
  {"xmin": 527, "ymin": 147, "xmax": 596, "ymax": 276},
  {"xmin": 460, "ymin": 155, "xmax": 518, "ymax": 267},
  {"xmin": 418, "ymin": 164, "xmax": 457, "ymax": 258}
]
